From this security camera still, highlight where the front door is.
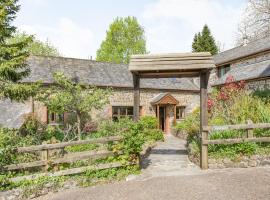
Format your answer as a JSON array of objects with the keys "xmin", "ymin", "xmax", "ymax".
[{"xmin": 158, "ymin": 106, "xmax": 170, "ymax": 134}]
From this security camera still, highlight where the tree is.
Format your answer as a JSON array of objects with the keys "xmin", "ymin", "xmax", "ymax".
[
  {"xmin": 96, "ymin": 16, "xmax": 147, "ymax": 64},
  {"xmin": 0, "ymin": 0, "xmax": 39, "ymax": 101},
  {"xmin": 192, "ymin": 25, "xmax": 218, "ymax": 55},
  {"xmin": 8, "ymin": 32, "xmax": 60, "ymax": 56},
  {"xmin": 236, "ymin": 0, "xmax": 270, "ymax": 45},
  {"xmin": 38, "ymin": 72, "xmax": 111, "ymax": 140}
]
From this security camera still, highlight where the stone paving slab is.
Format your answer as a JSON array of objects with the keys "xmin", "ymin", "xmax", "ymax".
[{"xmin": 133, "ymin": 135, "xmax": 201, "ymax": 180}]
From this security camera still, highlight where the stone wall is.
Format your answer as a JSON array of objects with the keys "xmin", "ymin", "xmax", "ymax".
[
  {"xmin": 31, "ymin": 88, "xmax": 200, "ymax": 128},
  {"xmin": 188, "ymin": 152, "xmax": 270, "ymax": 169},
  {"xmin": 207, "ymin": 155, "xmax": 270, "ymax": 169},
  {"xmin": 89, "ymin": 88, "xmax": 200, "ymax": 120},
  {"xmin": 230, "ymin": 51, "xmax": 270, "ymax": 69},
  {"xmin": 212, "ymin": 51, "xmax": 270, "ymax": 91},
  {"xmin": 245, "ymin": 78, "xmax": 270, "ymax": 91}
]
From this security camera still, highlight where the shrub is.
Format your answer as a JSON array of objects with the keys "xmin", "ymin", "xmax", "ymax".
[
  {"xmin": 43, "ymin": 125, "xmax": 64, "ymax": 141},
  {"xmin": 174, "ymin": 108, "xmax": 199, "ymax": 142},
  {"xmin": 139, "ymin": 116, "xmax": 158, "ymax": 129},
  {"xmin": 0, "ymin": 128, "xmax": 19, "ymax": 167},
  {"xmin": 176, "ymin": 76, "xmax": 270, "ymax": 159}
]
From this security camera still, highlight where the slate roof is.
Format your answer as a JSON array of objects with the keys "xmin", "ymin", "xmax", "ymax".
[
  {"xmin": 23, "ymin": 56, "xmax": 199, "ymax": 91},
  {"xmin": 213, "ymin": 59, "xmax": 270, "ymax": 86},
  {"xmin": 0, "ymin": 99, "xmax": 31, "ymax": 128},
  {"xmin": 214, "ymin": 36, "xmax": 270, "ymax": 65}
]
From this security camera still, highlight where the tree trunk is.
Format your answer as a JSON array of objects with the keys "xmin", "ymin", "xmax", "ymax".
[{"xmin": 77, "ymin": 112, "xmax": 82, "ymax": 140}]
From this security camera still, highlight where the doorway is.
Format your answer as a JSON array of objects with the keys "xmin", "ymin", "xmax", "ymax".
[
  {"xmin": 159, "ymin": 106, "xmax": 165, "ymax": 131},
  {"xmin": 158, "ymin": 106, "xmax": 171, "ymax": 134}
]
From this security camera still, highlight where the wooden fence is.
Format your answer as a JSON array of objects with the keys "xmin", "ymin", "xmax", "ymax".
[
  {"xmin": 201, "ymin": 120, "xmax": 270, "ymax": 169},
  {"xmin": 3, "ymin": 136, "xmax": 125, "ymax": 182}
]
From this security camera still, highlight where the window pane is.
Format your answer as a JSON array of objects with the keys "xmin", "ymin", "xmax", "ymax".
[
  {"xmin": 57, "ymin": 114, "xmax": 64, "ymax": 123},
  {"xmin": 112, "ymin": 107, "xmax": 118, "ymax": 115},
  {"xmin": 127, "ymin": 107, "xmax": 133, "ymax": 115},
  {"xmin": 50, "ymin": 113, "xmax": 55, "ymax": 122},
  {"xmin": 120, "ymin": 107, "xmax": 126, "ymax": 115},
  {"xmin": 176, "ymin": 106, "xmax": 185, "ymax": 119},
  {"xmin": 176, "ymin": 108, "xmax": 180, "ymax": 119},
  {"xmin": 180, "ymin": 107, "xmax": 185, "ymax": 118}
]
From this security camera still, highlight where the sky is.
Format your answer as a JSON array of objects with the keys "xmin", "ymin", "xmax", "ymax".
[{"xmin": 15, "ymin": 0, "xmax": 247, "ymax": 59}]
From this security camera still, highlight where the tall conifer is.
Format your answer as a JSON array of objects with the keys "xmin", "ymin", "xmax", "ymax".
[{"xmin": 0, "ymin": 0, "xmax": 38, "ymax": 101}]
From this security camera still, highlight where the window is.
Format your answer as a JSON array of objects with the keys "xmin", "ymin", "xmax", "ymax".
[
  {"xmin": 176, "ymin": 106, "xmax": 185, "ymax": 120},
  {"xmin": 112, "ymin": 106, "xmax": 142, "ymax": 121},
  {"xmin": 217, "ymin": 64, "xmax": 231, "ymax": 78},
  {"xmin": 47, "ymin": 111, "xmax": 64, "ymax": 124}
]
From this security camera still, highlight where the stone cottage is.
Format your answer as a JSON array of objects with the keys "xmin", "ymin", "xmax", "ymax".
[
  {"xmin": 0, "ymin": 55, "xmax": 200, "ymax": 134},
  {"xmin": 212, "ymin": 36, "xmax": 270, "ymax": 90},
  {"xmin": 1, "ymin": 36, "xmax": 270, "ymax": 134}
]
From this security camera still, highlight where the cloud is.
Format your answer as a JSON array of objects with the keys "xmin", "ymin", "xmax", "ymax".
[
  {"xmin": 141, "ymin": 0, "xmax": 245, "ymax": 53},
  {"xmin": 19, "ymin": 18, "xmax": 95, "ymax": 59}
]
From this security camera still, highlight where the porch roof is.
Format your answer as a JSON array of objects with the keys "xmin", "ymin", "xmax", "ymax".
[
  {"xmin": 151, "ymin": 93, "xmax": 179, "ymax": 105},
  {"xmin": 129, "ymin": 52, "xmax": 215, "ymax": 78}
]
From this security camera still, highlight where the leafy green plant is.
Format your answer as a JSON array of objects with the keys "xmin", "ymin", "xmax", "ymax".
[
  {"xmin": 176, "ymin": 77, "xmax": 270, "ymax": 160},
  {"xmin": 44, "ymin": 125, "xmax": 64, "ymax": 141},
  {"xmin": 65, "ymin": 143, "xmax": 98, "ymax": 153}
]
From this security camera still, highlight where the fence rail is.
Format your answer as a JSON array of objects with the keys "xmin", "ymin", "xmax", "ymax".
[
  {"xmin": 17, "ymin": 136, "xmax": 122, "ymax": 153},
  {"xmin": 201, "ymin": 120, "xmax": 270, "ymax": 169},
  {"xmin": 3, "ymin": 136, "xmax": 125, "ymax": 182}
]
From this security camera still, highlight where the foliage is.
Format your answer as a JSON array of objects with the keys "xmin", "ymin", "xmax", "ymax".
[
  {"xmin": 236, "ymin": 0, "xmax": 270, "ymax": 45},
  {"xmin": 0, "ymin": 128, "xmax": 18, "ymax": 168},
  {"xmin": 19, "ymin": 114, "xmax": 44, "ymax": 138},
  {"xmin": 175, "ymin": 108, "xmax": 200, "ymax": 142},
  {"xmin": 18, "ymin": 176, "xmax": 66, "ymax": 198},
  {"xmin": 8, "ymin": 32, "xmax": 60, "ymax": 56},
  {"xmin": 37, "ymin": 72, "xmax": 111, "ymax": 139},
  {"xmin": 78, "ymin": 165, "xmax": 140, "ymax": 187},
  {"xmin": 43, "ymin": 125, "xmax": 64, "ymax": 141},
  {"xmin": 0, "ymin": 173, "xmax": 11, "ymax": 190},
  {"xmin": 0, "ymin": 128, "xmax": 40, "ymax": 168},
  {"xmin": 139, "ymin": 116, "xmax": 158, "ymax": 129},
  {"xmin": 0, "ymin": 0, "xmax": 40, "ymax": 101},
  {"xmin": 96, "ymin": 16, "xmax": 147, "ymax": 64},
  {"xmin": 176, "ymin": 75, "xmax": 270, "ymax": 159},
  {"xmin": 65, "ymin": 143, "xmax": 98, "ymax": 153},
  {"xmin": 253, "ymin": 89, "xmax": 270, "ymax": 103},
  {"xmin": 192, "ymin": 24, "xmax": 218, "ymax": 55}
]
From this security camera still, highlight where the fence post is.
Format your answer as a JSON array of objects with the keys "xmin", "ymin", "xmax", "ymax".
[
  {"xmin": 247, "ymin": 119, "xmax": 254, "ymax": 138},
  {"xmin": 41, "ymin": 141, "xmax": 49, "ymax": 172}
]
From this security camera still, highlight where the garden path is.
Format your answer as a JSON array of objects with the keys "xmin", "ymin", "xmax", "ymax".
[{"xmin": 132, "ymin": 134, "xmax": 201, "ymax": 180}]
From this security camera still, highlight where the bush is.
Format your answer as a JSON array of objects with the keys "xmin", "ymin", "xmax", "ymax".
[
  {"xmin": 176, "ymin": 76, "xmax": 270, "ymax": 159},
  {"xmin": 139, "ymin": 116, "xmax": 158, "ymax": 129},
  {"xmin": 43, "ymin": 125, "xmax": 64, "ymax": 141}
]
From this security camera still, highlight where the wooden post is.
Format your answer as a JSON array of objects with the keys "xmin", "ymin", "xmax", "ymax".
[
  {"xmin": 157, "ymin": 105, "xmax": 160, "ymax": 129},
  {"xmin": 41, "ymin": 141, "xmax": 49, "ymax": 172},
  {"xmin": 133, "ymin": 73, "xmax": 140, "ymax": 121},
  {"xmin": 174, "ymin": 105, "xmax": 176, "ymax": 125},
  {"xmin": 247, "ymin": 119, "xmax": 254, "ymax": 138},
  {"xmin": 31, "ymin": 96, "xmax": 35, "ymax": 114},
  {"xmin": 200, "ymin": 70, "xmax": 210, "ymax": 170}
]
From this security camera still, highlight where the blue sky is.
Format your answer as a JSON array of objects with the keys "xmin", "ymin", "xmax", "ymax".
[{"xmin": 15, "ymin": 0, "xmax": 246, "ymax": 59}]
